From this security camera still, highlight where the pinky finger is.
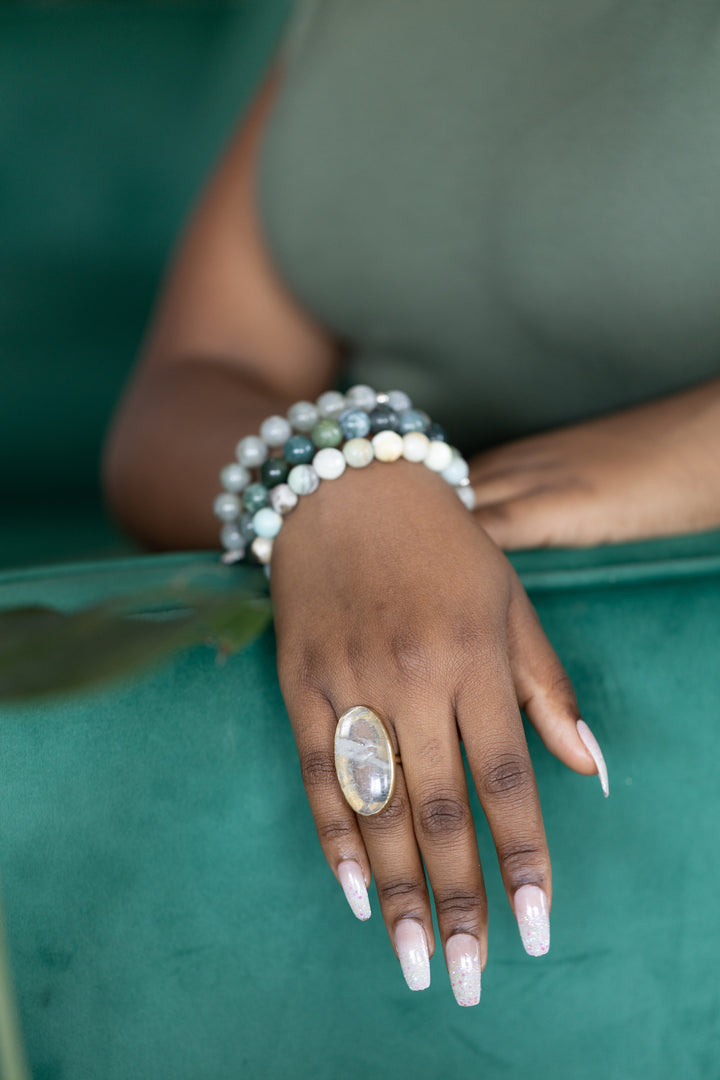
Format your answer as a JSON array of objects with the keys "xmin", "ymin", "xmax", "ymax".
[{"xmin": 507, "ymin": 576, "xmax": 610, "ymax": 797}]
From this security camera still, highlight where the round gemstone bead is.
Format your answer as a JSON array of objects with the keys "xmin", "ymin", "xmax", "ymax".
[
  {"xmin": 397, "ymin": 408, "xmax": 431, "ymax": 434},
  {"xmin": 288, "ymin": 464, "xmax": 320, "ymax": 496},
  {"xmin": 311, "ymin": 418, "xmax": 343, "ymax": 448},
  {"xmin": 260, "ymin": 414, "xmax": 293, "ymax": 448},
  {"xmin": 220, "ymin": 462, "xmax": 251, "ymax": 494},
  {"xmin": 316, "ymin": 390, "xmax": 347, "ymax": 418},
  {"xmin": 386, "ymin": 389, "xmax": 413, "ymax": 413},
  {"xmin": 339, "ymin": 407, "xmax": 372, "ymax": 440},
  {"xmin": 402, "ymin": 432, "xmax": 430, "ymax": 463},
  {"xmin": 260, "ymin": 457, "xmax": 291, "ymax": 488},
  {"xmin": 283, "ymin": 434, "xmax": 315, "ymax": 465},
  {"xmin": 220, "ymin": 522, "xmax": 245, "ymax": 553},
  {"xmin": 457, "ymin": 485, "xmax": 477, "ymax": 511},
  {"xmin": 369, "ymin": 405, "xmax": 400, "ymax": 433},
  {"xmin": 237, "ymin": 511, "xmax": 256, "ymax": 544},
  {"xmin": 235, "ymin": 435, "xmax": 268, "ymax": 469},
  {"xmin": 287, "ymin": 400, "xmax": 319, "ymax": 432},
  {"xmin": 343, "ymin": 437, "xmax": 374, "ymax": 468},
  {"xmin": 243, "ymin": 482, "xmax": 269, "ymax": 513},
  {"xmin": 372, "ymin": 430, "xmax": 404, "ymax": 462},
  {"xmin": 252, "ymin": 507, "xmax": 283, "ymax": 539},
  {"xmin": 441, "ymin": 454, "xmax": 470, "ymax": 485},
  {"xmin": 251, "ymin": 536, "xmax": 274, "ymax": 564},
  {"xmin": 269, "ymin": 483, "xmax": 299, "ymax": 515},
  {"xmin": 345, "ymin": 384, "xmax": 377, "ymax": 412},
  {"xmin": 427, "ymin": 421, "xmax": 447, "ymax": 442},
  {"xmin": 313, "ymin": 447, "xmax": 347, "ymax": 480},
  {"xmin": 424, "ymin": 440, "xmax": 454, "ymax": 472},
  {"xmin": 213, "ymin": 492, "xmax": 241, "ymax": 522}
]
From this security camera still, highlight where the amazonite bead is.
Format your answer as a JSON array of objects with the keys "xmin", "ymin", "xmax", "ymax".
[
  {"xmin": 235, "ymin": 435, "xmax": 268, "ymax": 469},
  {"xmin": 387, "ymin": 389, "xmax": 413, "ymax": 413},
  {"xmin": 288, "ymin": 464, "xmax": 320, "ymax": 496},
  {"xmin": 251, "ymin": 536, "xmax": 273, "ymax": 564},
  {"xmin": 402, "ymin": 432, "xmax": 430, "ymax": 463},
  {"xmin": 252, "ymin": 507, "xmax": 283, "ymax": 539},
  {"xmin": 442, "ymin": 454, "xmax": 470, "ymax": 485},
  {"xmin": 457, "ymin": 485, "xmax": 477, "ymax": 511},
  {"xmin": 269, "ymin": 483, "xmax": 299, "ymax": 515},
  {"xmin": 260, "ymin": 414, "xmax": 292, "ymax": 448},
  {"xmin": 313, "ymin": 447, "xmax": 347, "ymax": 480},
  {"xmin": 345, "ymin": 384, "xmax": 377, "ymax": 412},
  {"xmin": 220, "ymin": 462, "xmax": 251, "ymax": 494},
  {"xmin": 311, "ymin": 418, "xmax": 343, "ymax": 448},
  {"xmin": 424, "ymin": 440, "xmax": 454, "ymax": 472},
  {"xmin": 316, "ymin": 390, "xmax": 346, "ymax": 418},
  {"xmin": 343, "ymin": 437, "xmax": 374, "ymax": 468},
  {"xmin": 213, "ymin": 492, "xmax": 241, "ymax": 522},
  {"xmin": 287, "ymin": 400, "xmax": 319, "ymax": 432},
  {"xmin": 334, "ymin": 706, "xmax": 396, "ymax": 816},
  {"xmin": 372, "ymin": 430, "xmax": 404, "ymax": 462}
]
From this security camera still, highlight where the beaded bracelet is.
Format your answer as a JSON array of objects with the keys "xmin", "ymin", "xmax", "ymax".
[{"xmin": 213, "ymin": 385, "xmax": 476, "ymax": 570}]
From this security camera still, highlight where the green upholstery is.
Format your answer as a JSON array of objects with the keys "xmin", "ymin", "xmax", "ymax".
[{"xmin": 2, "ymin": 4, "xmax": 720, "ymax": 1079}]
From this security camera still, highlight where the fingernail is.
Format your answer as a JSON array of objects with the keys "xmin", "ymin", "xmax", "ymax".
[
  {"xmin": 576, "ymin": 719, "xmax": 609, "ymax": 798},
  {"xmin": 395, "ymin": 920, "xmax": 430, "ymax": 991},
  {"xmin": 513, "ymin": 885, "xmax": 550, "ymax": 956},
  {"xmin": 445, "ymin": 934, "xmax": 481, "ymax": 1007},
  {"xmin": 337, "ymin": 860, "xmax": 371, "ymax": 921}
]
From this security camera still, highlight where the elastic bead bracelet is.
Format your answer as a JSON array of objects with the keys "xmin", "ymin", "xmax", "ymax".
[{"xmin": 213, "ymin": 386, "xmax": 476, "ymax": 571}]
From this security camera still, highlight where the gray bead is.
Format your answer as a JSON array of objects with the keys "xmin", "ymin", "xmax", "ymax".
[
  {"xmin": 387, "ymin": 389, "xmax": 413, "ymax": 412},
  {"xmin": 287, "ymin": 400, "xmax": 319, "ymax": 432},
  {"xmin": 345, "ymin": 384, "xmax": 378, "ymax": 412},
  {"xmin": 220, "ymin": 462, "xmax": 251, "ymax": 493},
  {"xmin": 213, "ymin": 492, "xmax": 241, "ymax": 522},
  {"xmin": 220, "ymin": 522, "xmax": 246, "ymax": 554},
  {"xmin": 316, "ymin": 390, "xmax": 347, "ymax": 418},
  {"xmin": 235, "ymin": 435, "xmax": 268, "ymax": 469},
  {"xmin": 260, "ymin": 414, "xmax": 293, "ymax": 448}
]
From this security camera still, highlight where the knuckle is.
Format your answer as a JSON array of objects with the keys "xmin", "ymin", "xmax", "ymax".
[
  {"xmin": 315, "ymin": 818, "xmax": 356, "ymax": 845},
  {"xmin": 300, "ymin": 749, "xmax": 337, "ymax": 791},
  {"xmin": 387, "ymin": 629, "xmax": 435, "ymax": 685},
  {"xmin": 433, "ymin": 891, "xmax": 484, "ymax": 922},
  {"xmin": 361, "ymin": 793, "xmax": 410, "ymax": 832},
  {"xmin": 416, "ymin": 794, "xmax": 470, "ymax": 841},
  {"xmin": 495, "ymin": 839, "xmax": 547, "ymax": 882},
  {"xmin": 377, "ymin": 879, "xmax": 426, "ymax": 905},
  {"xmin": 481, "ymin": 753, "xmax": 533, "ymax": 799}
]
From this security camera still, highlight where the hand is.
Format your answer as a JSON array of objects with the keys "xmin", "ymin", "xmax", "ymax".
[
  {"xmin": 270, "ymin": 461, "xmax": 605, "ymax": 1005},
  {"xmin": 469, "ymin": 378, "xmax": 720, "ymax": 550}
]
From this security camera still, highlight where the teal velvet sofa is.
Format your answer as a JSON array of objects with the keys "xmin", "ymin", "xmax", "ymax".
[{"xmin": 2, "ymin": 5, "xmax": 720, "ymax": 1079}]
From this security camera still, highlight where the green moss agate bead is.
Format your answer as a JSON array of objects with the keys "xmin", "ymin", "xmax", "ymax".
[
  {"xmin": 243, "ymin": 482, "xmax": 269, "ymax": 514},
  {"xmin": 311, "ymin": 418, "xmax": 343, "ymax": 448},
  {"xmin": 283, "ymin": 434, "xmax": 315, "ymax": 465},
  {"xmin": 260, "ymin": 457, "xmax": 291, "ymax": 488}
]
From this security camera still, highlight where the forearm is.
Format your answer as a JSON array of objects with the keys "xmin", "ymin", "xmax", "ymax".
[{"xmin": 102, "ymin": 358, "xmax": 296, "ymax": 550}]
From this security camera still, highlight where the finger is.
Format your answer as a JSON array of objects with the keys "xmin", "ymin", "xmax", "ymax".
[
  {"xmin": 470, "ymin": 471, "xmax": 552, "ymax": 509},
  {"xmin": 285, "ymin": 683, "xmax": 374, "ymax": 922},
  {"xmin": 472, "ymin": 494, "xmax": 561, "ymax": 550},
  {"xmin": 395, "ymin": 695, "xmax": 486, "ymax": 1007},
  {"xmin": 456, "ymin": 660, "xmax": 552, "ymax": 958},
  {"xmin": 507, "ymin": 576, "xmax": 609, "ymax": 796}
]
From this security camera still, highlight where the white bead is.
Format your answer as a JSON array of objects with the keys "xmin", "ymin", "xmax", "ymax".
[
  {"xmin": 316, "ymin": 390, "xmax": 347, "ymax": 418},
  {"xmin": 213, "ymin": 492, "xmax": 241, "ymax": 522},
  {"xmin": 345, "ymin": 384, "xmax": 377, "ymax": 412},
  {"xmin": 287, "ymin": 400, "xmax": 319, "ymax": 432},
  {"xmin": 402, "ymin": 432, "xmax": 430, "ymax": 463},
  {"xmin": 236, "ymin": 435, "xmax": 268, "ymax": 469},
  {"xmin": 260, "ymin": 415, "xmax": 292, "ymax": 448},
  {"xmin": 288, "ymin": 464, "xmax": 320, "ymax": 496},
  {"xmin": 251, "ymin": 536, "xmax": 274, "ymax": 564},
  {"xmin": 343, "ymin": 437, "xmax": 374, "ymax": 468},
  {"xmin": 372, "ymin": 430, "xmax": 404, "ymax": 462},
  {"xmin": 220, "ymin": 462, "xmax": 251, "ymax": 493},
  {"xmin": 456, "ymin": 485, "xmax": 477, "ymax": 511},
  {"xmin": 312, "ymin": 447, "xmax": 346, "ymax": 480},
  {"xmin": 252, "ymin": 507, "xmax": 283, "ymax": 539},
  {"xmin": 386, "ymin": 389, "xmax": 413, "ymax": 412},
  {"xmin": 441, "ymin": 454, "xmax": 470, "ymax": 485},
  {"xmin": 220, "ymin": 522, "xmax": 245, "ymax": 553},
  {"xmin": 424, "ymin": 440, "xmax": 454, "ymax": 472},
  {"xmin": 269, "ymin": 483, "xmax": 299, "ymax": 515}
]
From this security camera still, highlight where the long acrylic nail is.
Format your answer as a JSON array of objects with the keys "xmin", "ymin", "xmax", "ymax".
[
  {"xmin": 513, "ymin": 885, "xmax": 550, "ymax": 956},
  {"xmin": 577, "ymin": 719, "xmax": 609, "ymax": 798},
  {"xmin": 445, "ymin": 934, "xmax": 481, "ymax": 1007},
  {"xmin": 337, "ymin": 861, "xmax": 371, "ymax": 921},
  {"xmin": 395, "ymin": 920, "xmax": 430, "ymax": 991}
]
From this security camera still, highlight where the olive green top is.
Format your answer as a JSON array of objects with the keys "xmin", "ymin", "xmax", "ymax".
[{"xmin": 259, "ymin": 0, "xmax": 720, "ymax": 451}]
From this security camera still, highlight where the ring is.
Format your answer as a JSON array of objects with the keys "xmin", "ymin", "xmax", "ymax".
[{"xmin": 334, "ymin": 706, "xmax": 398, "ymax": 816}]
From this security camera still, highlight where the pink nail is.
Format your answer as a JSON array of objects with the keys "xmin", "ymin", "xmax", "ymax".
[
  {"xmin": 337, "ymin": 861, "xmax": 371, "ymax": 921},
  {"xmin": 513, "ymin": 885, "xmax": 550, "ymax": 956},
  {"xmin": 395, "ymin": 920, "xmax": 430, "ymax": 991},
  {"xmin": 445, "ymin": 934, "xmax": 481, "ymax": 1007},
  {"xmin": 576, "ymin": 719, "xmax": 609, "ymax": 798}
]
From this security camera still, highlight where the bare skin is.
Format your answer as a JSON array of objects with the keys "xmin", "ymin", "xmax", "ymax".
[{"xmin": 103, "ymin": 66, "xmax": 720, "ymax": 993}]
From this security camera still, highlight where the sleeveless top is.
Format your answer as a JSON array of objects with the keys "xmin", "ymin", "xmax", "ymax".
[{"xmin": 259, "ymin": 0, "xmax": 720, "ymax": 452}]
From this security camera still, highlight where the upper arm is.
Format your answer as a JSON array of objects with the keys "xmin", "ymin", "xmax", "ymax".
[{"xmin": 140, "ymin": 64, "xmax": 340, "ymax": 400}]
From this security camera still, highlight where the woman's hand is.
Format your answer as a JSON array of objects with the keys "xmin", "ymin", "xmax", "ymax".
[
  {"xmin": 271, "ymin": 461, "xmax": 605, "ymax": 1005},
  {"xmin": 469, "ymin": 377, "xmax": 720, "ymax": 550}
]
